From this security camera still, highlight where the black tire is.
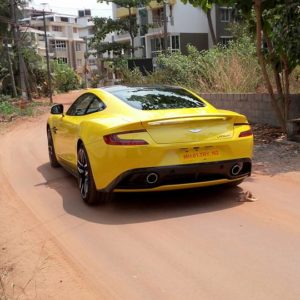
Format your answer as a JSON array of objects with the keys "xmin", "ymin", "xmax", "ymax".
[
  {"xmin": 77, "ymin": 144, "xmax": 109, "ymax": 205},
  {"xmin": 47, "ymin": 127, "xmax": 60, "ymax": 168}
]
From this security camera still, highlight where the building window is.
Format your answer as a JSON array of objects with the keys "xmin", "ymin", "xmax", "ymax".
[
  {"xmin": 88, "ymin": 28, "xmax": 95, "ymax": 35},
  {"xmin": 78, "ymin": 10, "xmax": 84, "ymax": 17},
  {"xmin": 73, "ymin": 27, "xmax": 78, "ymax": 33},
  {"xmin": 77, "ymin": 59, "xmax": 82, "ymax": 66},
  {"xmin": 150, "ymin": 35, "xmax": 179, "ymax": 57},
  {"xmin": 171, "ymin": 35, "xmax": 180, "ymax": 51},
  {"xmin": 150, "ymin": 37, "xmax": 164, "ymax": 57},
  {"xmin": 220, "ymin": 36, "xmax": 233, "ymax": 46},
  {"xmin": 84, "ymin": 9, "xmax": 91, "ymax": 16},
  {"xmin": 57, "ymin": 57, "xmax": 68, "ymax": 64},
  {"xmin": 46, "ymin": 16, "xmax": 54, "ymax": 22},
  {"xmin": 88, "ymin": 58, "xmax": 96, "ymax": 65},
  {"xmin": 51, "ymin": 40, "xmax": 67, "ymax": 51},
  {"xmin": 52, "ymin": 25, "xmax": 62, "ymax": 32},
  {"xmin": 139, "ymin": 8, "xmax": 148, "ymax": 36},
  {"xmin": 76, "ymin": 42, "xmax": 81, "ymax": 51},
  {"xmin": 220, "ymin": 7, "xmax": 232, "ymax": 22},
  {"xmin": 152, "ymin": 8, "xmax": 163, "ymax": 28},
  {"xmin": 56, "ymin": 40, "xmax": 66, "ymax": 51},
  {"xmin": 61, "ymin": 17, "xmax": 69, "ymax": 22},
  {"xmin": 38, "ymin": 35, "xmax": 45, "ymax": 41}
]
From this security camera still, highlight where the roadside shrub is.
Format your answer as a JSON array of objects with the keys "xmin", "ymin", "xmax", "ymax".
[
  {"xmin": 52, "ymin": 61, "xmax": 80, "ymax": 92},
  {"xmin": 0, "ymin": 96, "xmax": 49, "ymax": 120},
  {"xmin": 0, "ymin": 96, "xmax": 17, "ymax": 115},
  {"xmin": 119, "ymin": 67, "xmax": 146, "ymax": 85},
  {"xmin": 156, "ymin": 35, "xmax": 262, "ymax": 93},
  {"xmin": 291, "ymin": 66, "xmax": 300, "ymax": 93}
]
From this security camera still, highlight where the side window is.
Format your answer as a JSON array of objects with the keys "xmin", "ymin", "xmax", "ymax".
[
  {"xmin": 66, "ymin": 94, "xmax": 92, "ymax": 116},
  {"xmin": 66, "ymin": 94, "xmax": 106, "ymax": 116},
  {"xmin": 85, "ymin": 96, "xmax": 106, "ymax": 114}
]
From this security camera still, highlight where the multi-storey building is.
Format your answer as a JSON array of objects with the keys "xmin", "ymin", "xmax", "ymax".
[
  {"xmin": 112, "ymin": 1, "xmax": 233, "ymax": 58},
  {"xmin": 21, "ymin": 10, "xmax": 86, "ymax": 73},
  {"xmin": 77, "ymin": 9, "xmax": 96, "ymax": 72}
]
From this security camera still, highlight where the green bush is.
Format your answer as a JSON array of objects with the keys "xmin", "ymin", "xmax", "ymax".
[
  {"xmin": 155, "ymin": 35, "xmax": 262, "ymax": 93},
  {"xmin": 120, "ymin": 67, "xmax": 146, "ymax": 85},
  {"xmin": 52, "ymin": 61, "xmax": 80, "ymax": 92},
  {"xmin": 120, "ymin": 35, "xmax": 263, "ymax": 93},
  {"xmin": 0, "ymin": 96, "xmax": 17, "ymax": 115}
]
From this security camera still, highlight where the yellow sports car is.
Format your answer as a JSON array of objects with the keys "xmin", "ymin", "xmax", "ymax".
[{"xmin": 47, "ymin": 86, "xmax": 253, "ymax": 205}]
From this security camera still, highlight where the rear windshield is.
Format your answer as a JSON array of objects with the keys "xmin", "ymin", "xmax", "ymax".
[{"xmin": 110, "ymin": 87, "xmax": 205, "ymax": 110}]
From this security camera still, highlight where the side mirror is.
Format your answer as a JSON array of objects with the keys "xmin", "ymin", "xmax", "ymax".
[{"xmin": 51, "ymin": 104, "xmax": 64, "ymax": 115}]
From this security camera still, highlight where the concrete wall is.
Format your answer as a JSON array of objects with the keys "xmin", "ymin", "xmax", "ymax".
[{"xmin": 200, "ymin": 93, "xmax": 300, "ymax": 127}]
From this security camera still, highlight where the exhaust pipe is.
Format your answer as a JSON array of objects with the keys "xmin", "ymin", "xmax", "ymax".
[
  {"xmin": 231, "ymin": 163, "xmax": 243, "ymax": 176},
  {"xmin": 146, "ymin": 173, "xmax": 159, "ymax": 185}
]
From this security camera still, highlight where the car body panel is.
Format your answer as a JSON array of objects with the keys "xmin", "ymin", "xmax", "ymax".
[
  {"xmin": 47, "ymin": 86, "xmax": 253, "ymax": 191},
  {"xmin": 114, "ymin": 177, "xmax": 248, "ymax": 193}
]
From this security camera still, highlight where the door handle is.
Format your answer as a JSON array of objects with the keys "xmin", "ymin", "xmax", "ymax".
[{"xmin": 52, "ymin": 126, "xmax": 58, "ymax": 134}]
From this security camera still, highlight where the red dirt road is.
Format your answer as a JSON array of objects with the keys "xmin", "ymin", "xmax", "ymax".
[{"xmin": 1, "ymin": 91, "xmax": 300, "ymax": 299}]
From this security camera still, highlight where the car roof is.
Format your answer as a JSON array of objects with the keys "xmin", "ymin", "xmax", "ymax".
[{"xmin": 99, "ymin": 85, "xmax": 182, "ymax": 94}]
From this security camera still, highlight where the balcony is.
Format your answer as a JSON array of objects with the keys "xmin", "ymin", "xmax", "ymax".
[
  {"xmin": 116, "ymin": 7, "xmax": 137, "ymax": 18},
  {"xmin": 116, "ymin": 0, "xmax": 176, "ymax": 18},
  {"xmin": 152, "ymin": 17, "xmax": 163, "ymax": 28},
  {"xmin": 148, "ymin": 0, "xmax": 176, "ymax": 9},
  {"xmin": 115, "ymin": 31, "xmax": 131, "ymax": 40}
]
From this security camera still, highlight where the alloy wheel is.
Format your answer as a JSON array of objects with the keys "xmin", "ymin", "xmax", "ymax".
[
  {"xmin": 47, "ymin": 129, "xmax": 54, "ymax": 157},
  {"xmin": 77, "ymin": 148, "xmax": 89, "ymax": 199}
]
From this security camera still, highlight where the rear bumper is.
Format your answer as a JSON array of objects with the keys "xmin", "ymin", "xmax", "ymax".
[{"xmin": 101, "ymin": 158, "xmax": 251, "ymax": 192}]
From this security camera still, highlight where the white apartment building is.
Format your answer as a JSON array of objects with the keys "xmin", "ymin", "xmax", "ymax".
[
  {"xmin": 76, "ymin": 9, "xmax": 98, "ymax": 71},
  {"xmin": 21, "ymin": 10, "xmax": 86, "ymax": 73},
  {"xmin": 112, "ymin": 0, "xmax": 233, "ymax": 58}
]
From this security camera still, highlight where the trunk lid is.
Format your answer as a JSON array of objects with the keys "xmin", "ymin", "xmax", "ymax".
[{"xmin": 140, "ymin": 109, "xmax": 236, "ymax": 144}]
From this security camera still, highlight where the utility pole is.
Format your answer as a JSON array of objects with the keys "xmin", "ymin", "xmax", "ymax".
[
  {"xmin": 4, "ymin": 35, "xmax": 17, "ymax": 98},
  {"xmin": 10, "ymin": 0, "xmax": 28, "ymax": 101},
  {"xmin": 42, "ymin": 10, "xmax": 53, "ymax": 103},
  {"xmin": 84, "ymin": 37, "xmax": 88, "ymax": 89},
  {"xmin": 163, "ymin": 0, "xmax": 168, "ymax": 54}
]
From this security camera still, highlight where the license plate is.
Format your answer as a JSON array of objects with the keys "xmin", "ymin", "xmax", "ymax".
[{"xmin": 180, "ymin": 148, "xmax": 220, "ymax": 162}]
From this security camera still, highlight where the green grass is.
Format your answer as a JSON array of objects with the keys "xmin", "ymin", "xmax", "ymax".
[{"xmin": 0, "ymin": 97, "xmax": 51, "ymax": 121}]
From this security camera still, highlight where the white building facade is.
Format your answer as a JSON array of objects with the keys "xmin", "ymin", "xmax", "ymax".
[
  {"xmin": 112, "ymin": 0, "xmax": 233, "ymax": 58},
  {"xmin": 22, "ymin": 10, "xmax": 86, "ymax": 74}
]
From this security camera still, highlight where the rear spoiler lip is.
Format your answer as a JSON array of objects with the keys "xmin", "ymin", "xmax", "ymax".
[{"xmin": 144, "ymin": 114, "xmax": 233, "ymax": 126}]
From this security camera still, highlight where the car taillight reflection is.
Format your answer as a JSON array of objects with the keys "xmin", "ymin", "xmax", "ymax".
[{"xmin": 104, "ymin": 130, "xmax": 148, "ymax": 145}]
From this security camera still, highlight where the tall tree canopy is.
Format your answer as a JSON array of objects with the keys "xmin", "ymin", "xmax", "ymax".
[
  {"xmin": 235, "ymin": 0, "xmax": 300, "ymax": 130},
  {"xmin": 93, "ymin": 0, "xmax": 151, "ymax": 57}
]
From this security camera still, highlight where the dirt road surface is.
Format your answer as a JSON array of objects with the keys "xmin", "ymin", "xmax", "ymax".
[{"xmin": 1, "ymin": 91, "xmax": 300, "ymax": 299}]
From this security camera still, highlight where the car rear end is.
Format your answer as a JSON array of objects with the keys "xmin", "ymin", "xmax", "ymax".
[{"xmin": 86, "ymin": 86, "xmax": 253, "ymax": 192}]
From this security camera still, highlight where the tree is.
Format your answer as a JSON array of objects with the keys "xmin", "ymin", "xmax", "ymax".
[
  {"xmin": 0, "ymin": 0, "xmax": 18, "ymax": 97},
  {"xmin": 98, "ymin": 0, "xmax": 150, "ymax": 57},
  {"xmin": 235, "ymin": 0, "xmax": 300, "ymax": 131},
  {"xmin": 0, "ymin": 0, "xmax": 31, "ymax": 100},
  {"xmin": 91, "ymin": 16, "xmax": 131, "ymax": 57}
]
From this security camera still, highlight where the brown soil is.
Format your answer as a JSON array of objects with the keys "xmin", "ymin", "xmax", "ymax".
[
  {"xmin": 252, "ymin": 123, "xmax": 300, "ymax": 175},
  {"xmin": 0, "ymin": 90, "xmax": 100, "ymax": 300},
  {"xmin": 1, "ymin": 91, "xmax": 300, "ymax": 300}
]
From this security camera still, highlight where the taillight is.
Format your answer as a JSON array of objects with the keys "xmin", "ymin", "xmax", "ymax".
[
  {"xmin": 103, "ymin": 130, "xmax": 148, "ymax": 145},
  {"xmin": 239, "ymin": 129, "xmax": 253, "ymax": 138}
]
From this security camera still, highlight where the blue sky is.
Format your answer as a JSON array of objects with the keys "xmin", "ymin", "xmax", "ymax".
[{"xmin": 31, "ymin": 0, "xmax": 112, "ymax": 17}]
